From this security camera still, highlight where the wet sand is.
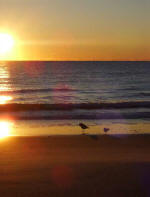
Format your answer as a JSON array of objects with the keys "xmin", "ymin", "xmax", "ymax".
[{"xmin": 0, "ymin": 135, "xmax": 150, "ymax": 197}]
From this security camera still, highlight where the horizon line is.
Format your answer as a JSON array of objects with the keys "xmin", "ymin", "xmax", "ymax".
[{"xmin": 0, "ymin": 59, "xmax": 150, "ymax": 62}]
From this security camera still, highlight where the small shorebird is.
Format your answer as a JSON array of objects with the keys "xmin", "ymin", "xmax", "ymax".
[
  {"xmin": 104, "ymin": 128, "xmax": 110, "ymax": 133},
  {"xmin": 79, "ymin": 123, "xmax": 88, "ymax": 134},
  {"xmin": 79, "ymin": 123, "xmax": 98, "ymax": 140}
]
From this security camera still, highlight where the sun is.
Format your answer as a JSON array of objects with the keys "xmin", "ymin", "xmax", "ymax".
[{"xmin": 0, "ymin": 33, "xmax": 14, "ymax": 55}]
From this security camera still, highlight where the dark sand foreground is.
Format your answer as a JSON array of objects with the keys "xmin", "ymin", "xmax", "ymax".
[{"xmin": 0, "ymin": 135, "xmax": 150, "ymax": 197}]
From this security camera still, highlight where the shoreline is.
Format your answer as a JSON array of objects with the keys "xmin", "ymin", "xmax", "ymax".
[{"xmin": 9, "ymin": 121, "xmax": 150, "ymax": 136}]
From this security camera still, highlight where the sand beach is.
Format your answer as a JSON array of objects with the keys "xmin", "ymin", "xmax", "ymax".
[{"xmin": 0, "ymin": 134, "xmax": 149, "ymax": 197}]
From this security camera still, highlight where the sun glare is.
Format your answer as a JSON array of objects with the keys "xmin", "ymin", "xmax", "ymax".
[
  {"xmin": 0, "ymin": 96, "xmax": 12, "ymax": 104},
  {"xmin": 0, "ymin": 121, "xmax": 12, "ymax": 139},
  {"xmin": 0, "ymin": 33, "xmax": 14, "ymax": 55}
]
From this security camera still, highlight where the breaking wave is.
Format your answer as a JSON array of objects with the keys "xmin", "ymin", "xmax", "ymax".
[
  {"xmin": 0, "ymin": 101, "xmax": 150, "ymax": 112},
  {"xmin": 0, "ymin": 87, "xmax": 77, "ymax": 94}
]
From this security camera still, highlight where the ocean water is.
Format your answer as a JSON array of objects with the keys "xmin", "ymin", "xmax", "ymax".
[{"xmin": 0, "ymin": 61, "xmax": 150, "ymax": 135}]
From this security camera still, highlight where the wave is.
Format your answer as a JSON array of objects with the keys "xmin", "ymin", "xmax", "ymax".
[
  {"xmin": 0, "ymin": 87, "xmax": 77, "ymax": 94},
  {"xmin": 1, "ymin": 112, "xmax": 150, "ymax": 120},
  {"xmin": 139, "ymin": 92, "xmax": 150, "ymax": 97},
  {"xmin": 0, "ymin": 101, "xmax": 150, "ymax": 112}
]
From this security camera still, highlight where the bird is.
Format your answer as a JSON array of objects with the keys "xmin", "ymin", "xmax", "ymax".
[
  {"xmin": 79, "ymin": 123, "xmax": 99, "ymax": 140},
  {"xmin": 79, "ymin": 123, "xmax": 89, "ymax": 134},
  {"xmin": 104, "ymin": 128, "xmax": 110, "ymax": 133}
]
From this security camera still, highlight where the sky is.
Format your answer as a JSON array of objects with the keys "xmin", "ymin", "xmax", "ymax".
[{"xmin": 0, "ymin": 0, "xmax": 149, "ymax": 60}]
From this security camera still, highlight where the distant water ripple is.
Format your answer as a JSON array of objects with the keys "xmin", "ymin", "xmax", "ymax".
[{"xmin": 0, "ymin": 61, "xmax": 149, "ymax": 122}]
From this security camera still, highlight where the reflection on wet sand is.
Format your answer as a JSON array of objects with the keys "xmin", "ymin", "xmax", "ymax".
[
  {"xmin": 0, "ymin": 121, "xmax": 13, "ymax": 139},
  {"xmin": 0, "ymin": 95, "xmax": 12, "ymax": 104}
]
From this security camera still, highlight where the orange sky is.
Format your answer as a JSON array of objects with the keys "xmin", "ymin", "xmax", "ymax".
[{"xmin": 0, "ymin": 0, "xmax": 149, "ymax": 60}]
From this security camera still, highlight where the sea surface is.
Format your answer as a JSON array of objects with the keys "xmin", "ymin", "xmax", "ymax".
[{"xmin": 0, "ymin": 61, "xmax": 149, "ymax": 135}]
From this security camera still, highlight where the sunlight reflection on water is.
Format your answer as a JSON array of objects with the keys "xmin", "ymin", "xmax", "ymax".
[{"xmin": 0, "ymin": 62, "xmax": 13, "ymax": 104}]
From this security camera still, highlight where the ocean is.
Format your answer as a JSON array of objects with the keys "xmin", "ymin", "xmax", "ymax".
[{"xmin": 0, "ymin": 61, "xmax": 150, "ymax": 136}]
